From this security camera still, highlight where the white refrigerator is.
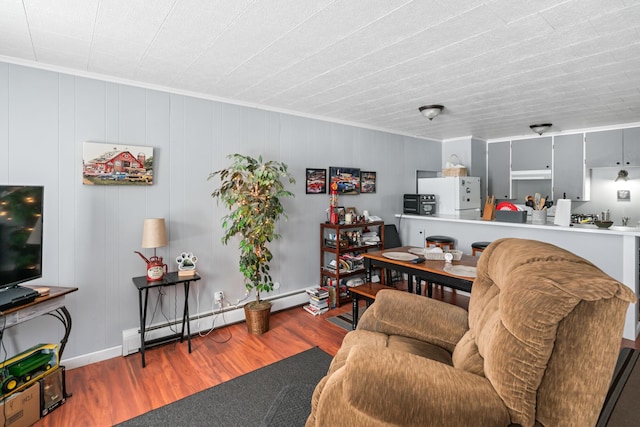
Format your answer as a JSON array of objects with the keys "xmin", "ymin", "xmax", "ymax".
[{"xmin": 417, "ymin": 176, "xmax": 481, "ymax": 217}]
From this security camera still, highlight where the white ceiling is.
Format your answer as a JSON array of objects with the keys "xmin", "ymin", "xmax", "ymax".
[{"xmin": 1, "ymin": 0, "xmax": 639, "ymax": 141}]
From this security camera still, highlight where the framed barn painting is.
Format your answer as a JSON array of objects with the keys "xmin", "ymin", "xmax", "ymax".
[
  {"xmin": 306, "ymin": 168, "xmax": 327, "ymax": 194},
  {"xmin": 329, "ymin": 167, "xmax": 360, "ymax": 195},
  {"xmin": 82, "ymin": 142, "xmax": 154, "ymax": 185},
  {"xmin": 360, "ymin": 171, "xmax": 376, "ymax": 193}
]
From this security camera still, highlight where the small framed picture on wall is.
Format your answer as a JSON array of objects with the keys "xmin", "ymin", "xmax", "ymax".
[
  {"xmin": 360, "ymin": 171, "xmax": 376, "ymax": 193},
  {"xmin": 306, "ymin": 168, "xmax": 327, "ymax": 194},
  {"xmin": 329, "ymin": 166, "xmax": 360, "ymax": 195}
]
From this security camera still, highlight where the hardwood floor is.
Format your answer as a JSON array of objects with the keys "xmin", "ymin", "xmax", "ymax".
[
  {"xmin": 35, "ymin": 300, "xmax": 351, "ymax": 426},
  {"xmin": 34, "ymin": 285, "xmax": 638, "ymax": 426}
]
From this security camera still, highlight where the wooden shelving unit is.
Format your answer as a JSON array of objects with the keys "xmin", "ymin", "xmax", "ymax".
[{"xmin": 320, "ymin": 221, "xmax": 384, "ymax": 307}]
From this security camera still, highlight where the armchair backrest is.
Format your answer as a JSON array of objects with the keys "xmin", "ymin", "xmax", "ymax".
[{"xmin": 452, "ymin": 238, "xmax": 636, "ymax": 426}]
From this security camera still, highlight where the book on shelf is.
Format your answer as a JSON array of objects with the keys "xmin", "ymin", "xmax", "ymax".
[
  {"xmin": 303, "ymin": 304, "xmax": 329, "ymax": 316},
  {"xmin": 338, "ymin": 257, "xmax": 364, "ymax": 271},
  {"xmin": 323, "ymin": 265, "xmax": 349, "ymax": 274},
  {"xmin": 340, "ymin": 253, "xmax": 364, "ymax": 261},
  {"xmin": 324, "ymin": 262, "xmax": 363, "ymax": 274}
]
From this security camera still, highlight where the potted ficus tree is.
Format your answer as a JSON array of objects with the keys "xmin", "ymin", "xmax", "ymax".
[{"xmin": 209, "ymin": 154, "xmax": 295, "ymax": 334}]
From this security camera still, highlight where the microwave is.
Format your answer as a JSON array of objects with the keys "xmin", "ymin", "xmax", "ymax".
[{"xmin": 403, "ymin": 194, "xmax": 436, "ymax": 215}]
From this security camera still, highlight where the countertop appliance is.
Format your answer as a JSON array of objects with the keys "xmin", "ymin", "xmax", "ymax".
[
  {"xmin": 418, "ymin": 176, "xmax": 481, "ymax": 217},
  {"xmin": 403, "ymin": 194, "xmax": 436, "ymax": 215},
  {"xmin": 571, "ymin": 213, "xmax": 599, "ymax": 224}
]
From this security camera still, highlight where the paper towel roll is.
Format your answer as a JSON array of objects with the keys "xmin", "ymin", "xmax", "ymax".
[{"xmin": 554, "ymin": 199, "xmax": 572, "ymax": 226}]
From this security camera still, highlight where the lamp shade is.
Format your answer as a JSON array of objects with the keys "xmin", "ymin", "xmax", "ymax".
[{"xmin": 141, "ymin": 218, "xmax": 168, "ymax": 248}]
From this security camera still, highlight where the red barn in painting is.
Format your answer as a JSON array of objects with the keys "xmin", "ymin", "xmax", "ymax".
[{"xmin": 84, "ymin": 150, "xmax": 146, "ymax": 176}]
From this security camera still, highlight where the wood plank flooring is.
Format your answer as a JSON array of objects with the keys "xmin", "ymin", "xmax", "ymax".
[
  {"xmin": 34, "ymin": 285, "xmax": 638, "ymax": 426},
  {"xmin": 35, "ymin": 300, "xmax": 351, "ymax": 426}
]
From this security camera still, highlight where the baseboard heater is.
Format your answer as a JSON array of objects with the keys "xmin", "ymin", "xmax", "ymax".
[{"xmin": 122, "ymin": 289, "xmax": 309, "ymax": 356}]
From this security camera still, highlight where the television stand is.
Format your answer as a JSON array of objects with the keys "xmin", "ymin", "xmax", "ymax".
[{"xmin": 1, "ymin": 286, "xmax": 78, "ymax": 359}]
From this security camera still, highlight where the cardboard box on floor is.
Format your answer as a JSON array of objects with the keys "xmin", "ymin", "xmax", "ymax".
[{"xmin": 0, "ymin": 381, "xmax": 41, "ymax": 427}]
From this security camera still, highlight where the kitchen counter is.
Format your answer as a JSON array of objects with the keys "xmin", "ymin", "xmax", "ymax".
[
  {"xmin": 396, "ymin": 213, "xmax": 639, "ymax": 340},
  {"xmin": 398, "ymin": 213, "xmax": 640, "ymax": 236}
]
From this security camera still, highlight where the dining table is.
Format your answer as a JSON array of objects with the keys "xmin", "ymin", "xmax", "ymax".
[{"xmin": 362, "ymin": 246, "xmax": 478, "ymax": 296}]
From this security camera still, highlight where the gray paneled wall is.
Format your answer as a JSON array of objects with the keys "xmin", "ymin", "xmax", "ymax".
[{"xmin": 0, "ymin": 61, "xmax": 440, "ymax": 362}]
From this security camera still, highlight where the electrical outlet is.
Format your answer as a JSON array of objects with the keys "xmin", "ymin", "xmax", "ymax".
[{"xmin": 214, "ymin": 291, "xmax": 224, "ymax": 302}]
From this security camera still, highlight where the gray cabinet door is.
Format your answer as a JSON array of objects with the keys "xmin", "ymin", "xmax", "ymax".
[
  {"xmin": 623, "ymin": 127, "xmax": 640, "ymax": 167},
  {"xmin": 585, "ymin": 129, "xmax": 623, "ymax": 168},
  {"xmin": 511, "ymin": 137, "xmax": 552, "ymax": 171},
  {"xmin": 553, "ymin": 134, "xmax": 588, "ymax": 201},
  {"xmin": 488, "ymin": 141, "xmax": 510, "ymax": 199}
]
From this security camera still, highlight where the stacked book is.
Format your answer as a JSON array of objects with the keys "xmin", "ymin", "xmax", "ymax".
[{"xmin": 303, "ymin": 287, "xmax": 330, "ymax": 316}]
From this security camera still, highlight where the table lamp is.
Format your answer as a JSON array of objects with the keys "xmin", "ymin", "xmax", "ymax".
[{"xmin": 135, "ymin": 218, "xmax": 168, "ymax": 281}]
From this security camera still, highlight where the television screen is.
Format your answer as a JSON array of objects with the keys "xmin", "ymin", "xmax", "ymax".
[{"xmin": 0, "ymin": 185, "xmax": 44, "ymax": 288}]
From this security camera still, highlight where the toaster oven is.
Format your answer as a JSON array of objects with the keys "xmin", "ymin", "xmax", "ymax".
[{"xmin": 403, "ymin": 194, "xmax": 436, "ymax": 215}]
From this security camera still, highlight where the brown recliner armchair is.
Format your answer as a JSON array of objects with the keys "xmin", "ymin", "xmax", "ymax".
[{"xmin": 307, "ymin": 238, "xmax": 637, "ymax": 426}]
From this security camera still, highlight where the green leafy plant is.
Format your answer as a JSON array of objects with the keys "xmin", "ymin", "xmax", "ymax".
[{"xmin": 209, "ymin": 154, "xmax": 295, "ymax": 308}]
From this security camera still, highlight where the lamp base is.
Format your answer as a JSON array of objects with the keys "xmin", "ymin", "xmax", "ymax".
[{"xmin": 146, "ymin": 265, "xmax": 166, "ymax": 281}]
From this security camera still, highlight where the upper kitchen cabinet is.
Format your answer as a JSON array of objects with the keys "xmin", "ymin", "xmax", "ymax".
[
  {"xmin": 511, "ymin": 137, "xmax": 552, "ymax": 173},
  {"xmin": 488, "ymin": 141, "xmax": 511, "ymax": 199},
  {"xmin": 553, "ymin": 134, "xmax": 590, "ymax": 201},
  {"xmin": 586, "ymin": 129, "xmax": 622, "ymax": 167},
  {"xmin": 585, "ymin": 128, "xmax": 640, "ymax": 168},
  {"xmin": 510, "ymin": 137, "xmax": 552, "ymax": 202},
  {"xmin": 623, "ymin": 127, "xmax": 640, "ymax": 166}
]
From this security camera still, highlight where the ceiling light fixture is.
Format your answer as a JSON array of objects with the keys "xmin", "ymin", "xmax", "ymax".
[
  {"xmin": 419, "ymin": 105, "xmax": 444, "ymax": 121},
  {"xmin": 529, "ymin": 123, "xmax": 552, "ymax": 135},
  {"xmin": 615, "ymin": 169, "xmax": 629, "ymax": 182}
]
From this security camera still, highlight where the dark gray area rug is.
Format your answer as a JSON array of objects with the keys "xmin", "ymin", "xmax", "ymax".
[{"xmin": 115, "ymin": 347, "xmax": 331, "ymax": 427}]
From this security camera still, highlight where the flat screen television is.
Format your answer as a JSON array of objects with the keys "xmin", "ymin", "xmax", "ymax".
[{"xmin": 0, "ymin": 185, "xmax": 44, "ymax": 288}]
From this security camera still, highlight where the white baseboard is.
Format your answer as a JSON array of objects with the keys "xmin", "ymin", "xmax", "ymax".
[{"xmin": 62, "ymin": 346, "xmax": 123, "ymax": 370}]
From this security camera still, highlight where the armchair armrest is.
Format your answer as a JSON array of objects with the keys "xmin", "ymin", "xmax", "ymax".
[
  {"xmin": 335, "ymin": 345, "xmax": 510, "ymax": 426},
  {"xmin": 357, "ymin": 289, "xmax": 468, "ymax": 352}
]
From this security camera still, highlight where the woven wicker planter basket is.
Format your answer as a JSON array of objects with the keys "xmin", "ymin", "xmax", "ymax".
[{"xmin": 244, "ymin": 301, "xmax": 272, "ymax": 335}]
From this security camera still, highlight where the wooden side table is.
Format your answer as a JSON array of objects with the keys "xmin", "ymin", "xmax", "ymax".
[{"xmin": 348, "ymin": 282, "xmax": 397, "ymax": 330}]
